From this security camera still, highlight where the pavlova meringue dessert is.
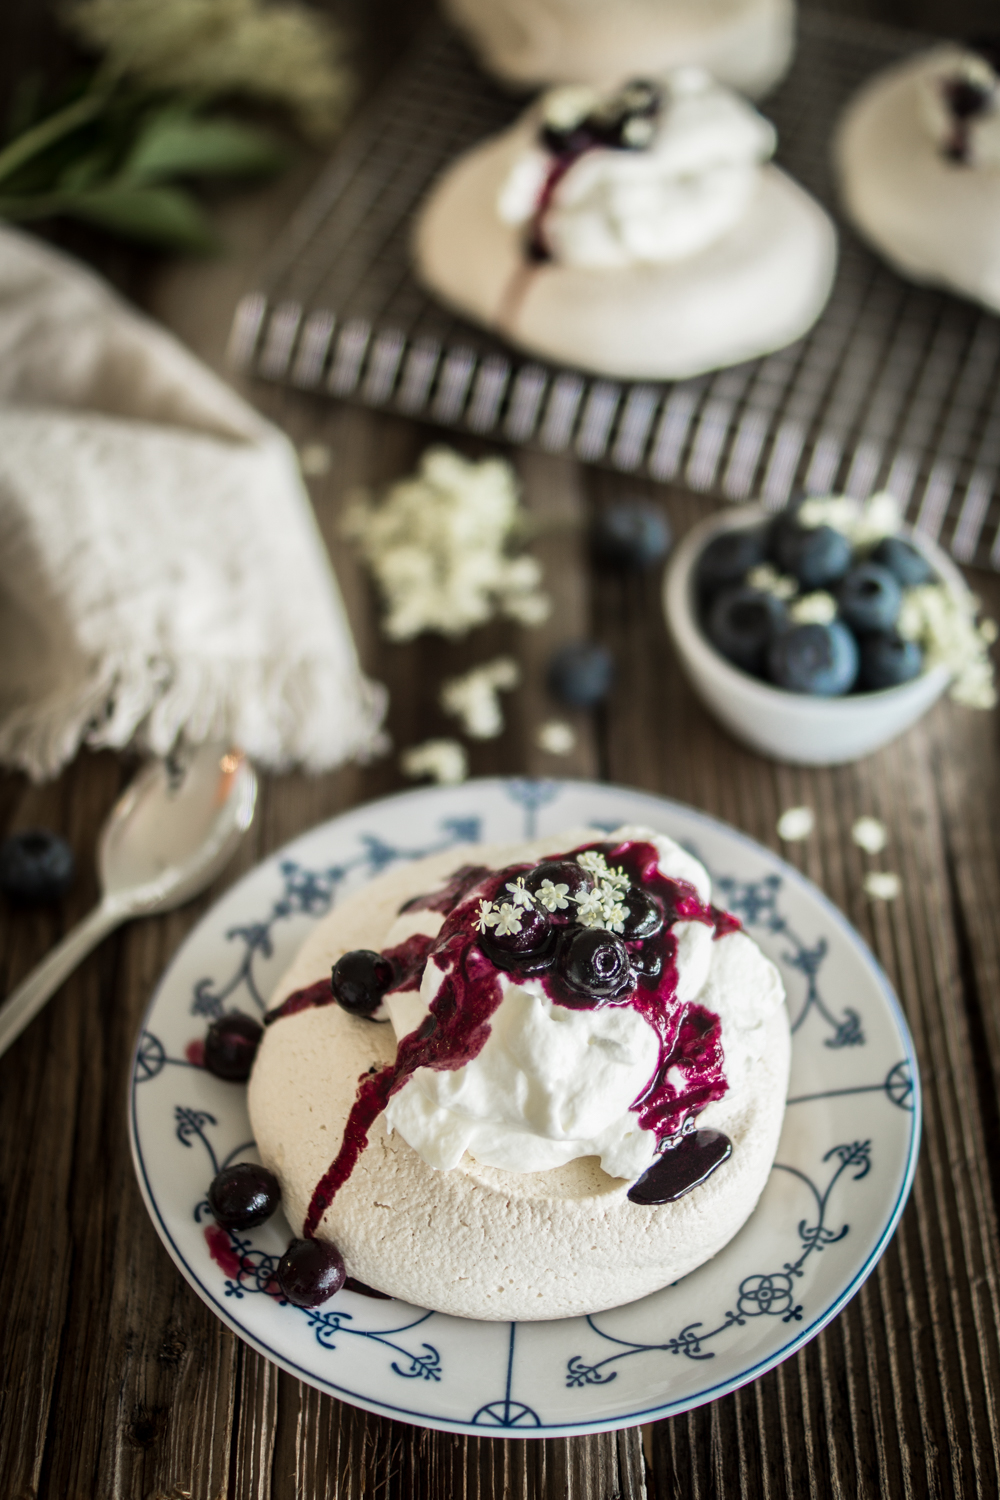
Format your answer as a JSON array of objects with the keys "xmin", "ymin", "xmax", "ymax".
[
  {"xmin": 249, "ymin": 825, "xmax": 790, "ymax": 1320},
  {"xmin": 442, "ymin": 0, "xmax": 796, "ymax": 100},
  {"xmin": 414, "ymin": 71, "xmax": 837, "ymax": 380},
  {"xmin": 834, "ymin": 40, "xmax": 1000, "ymax": 313}
]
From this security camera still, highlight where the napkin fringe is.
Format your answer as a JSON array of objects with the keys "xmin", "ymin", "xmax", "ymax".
[{"xmin": 0, "ymin": 647, "xmax": 390, "ymax": 783}]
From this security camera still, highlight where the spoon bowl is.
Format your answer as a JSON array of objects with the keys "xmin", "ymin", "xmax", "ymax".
[{"xmin": 0, "ymin": 744, "xmax": 257, "ymax": 1059}]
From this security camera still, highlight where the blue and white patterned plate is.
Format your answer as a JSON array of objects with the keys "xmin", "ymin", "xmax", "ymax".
[{"xmin": 129, "ymin": 778, "xmax": 920, "ymax": 1437}]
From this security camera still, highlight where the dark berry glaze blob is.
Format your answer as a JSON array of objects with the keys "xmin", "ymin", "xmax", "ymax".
[{"xmin": 627, "ymin": 1129, "xmax": 733, "ymax": 1204}]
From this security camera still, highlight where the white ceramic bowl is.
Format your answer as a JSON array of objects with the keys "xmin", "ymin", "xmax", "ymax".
[{"xmin": 663, "ymin": 506, "xmax": 964, "ymax": 765}]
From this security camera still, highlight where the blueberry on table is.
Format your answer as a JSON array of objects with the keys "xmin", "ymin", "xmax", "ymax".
[
  {"xmin": 859, "ymin": 632, "xmax": 924, "ymax": 690},
  {"xmin": 768, "ymin": 621, "xmax": 860, "ymax": 696},
  {"xmin": 871, "ymin": 536, "xmax": 934, "ymax": 588},
  {"xmin": 547, "ymin": 643, "xmax": 614, "ymax": 707},
  {"xmin": 278, "ymin": 1238, "xmax": 347, "ymax": 1308},
  {"xmin": 773, "ymin": 522, "xmax": 852, "ymax": 590},
  {"xmin": 695, "ymin": 526, "xmax": 768, "ymax": 595},
  {"xmin": 837, "ymin": 563, "xmax": 902, "ymax": 634},
  {"xmin": 204, "ymin": 1013, "xmax": 263, "ymax": 1081},
  {"xmin": 331, "ymin": 949, "xmax": 394, "ymax": 1016},
  {"xmin": 706, "ymin": 586, "xmax": 786, "ymax": 676},
  {"xmin": 591, "ymin": 499, "xmax": 672, "ymax": 570},
  {"xmin": 208, "ymin": 1162, "xmax": 281, "ymax": 1230},
  {"xmin": 0, "ymin": 830, "xmax": 74, "ymax": 904},
  {"xmin": 559, "ymin": 928, "xmax": 632, "ymax": 1001}
]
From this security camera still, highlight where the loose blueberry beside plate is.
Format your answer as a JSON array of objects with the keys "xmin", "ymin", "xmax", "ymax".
[
  {"xmin": 592, "ymin": 499, "xmax": 671, "ymax": 570},
  {"xmin": 208, "ymin": 1162, "xmax": 281, "ymax": 1230},
  {"xmin": 706, "ymin": 587, "xmax": 785, "ymax": 676},
  {"xmin": 548, "ymin": 643, "xmax": 614, "ymax": 707},
  {"xmin": 204, "ymin": 1013, "xmax": 263, "ymax": 1081},
  {"xmin": 331, "ymin": 949, "xmax": 394, "ymax": 1017},
  {"xmin": 858, "ymin": 632, "xmax": 924, "ymax": 690},
  {"xmin": 837, "ymin": 563, "xmax": 902, "ymax": 634},
  {"xmin": 0, "ymin": 829, "xmax": 75, "ymax": 904},
  {"xmin": 768, "ymin": 622, "xmax": 860, "ymax": 696},
  {"xmin": 278, "ymin": 1238, "xmax": 347, "ymax": 1308}
]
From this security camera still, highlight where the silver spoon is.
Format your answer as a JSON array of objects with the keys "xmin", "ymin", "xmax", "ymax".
[{"xmin": 0, "ymin": 743, "xmax": 257, "ymax": 1059}]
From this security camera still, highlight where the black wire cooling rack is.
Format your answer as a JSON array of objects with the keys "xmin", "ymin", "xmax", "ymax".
[{"xmin": 229, "ymin": 8, "xmax": 1000, "ymax": 573}]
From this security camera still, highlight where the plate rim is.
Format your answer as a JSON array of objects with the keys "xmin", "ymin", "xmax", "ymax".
[{"xmin": 128, "ymin": 775, "xmax": 922, "ymax": 1437}]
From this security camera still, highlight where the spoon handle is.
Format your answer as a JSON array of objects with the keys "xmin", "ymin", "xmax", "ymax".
[{"xmin": 0, "ymin": 901, "xmax": 123, "ymax": 1060}]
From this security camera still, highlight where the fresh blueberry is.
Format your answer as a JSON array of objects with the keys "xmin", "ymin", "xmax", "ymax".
[
  {"xmin": 592, "ymin": 499, "xmax": 671, "ymax": 570},
  {"xmin": 479, "ymin": 904, "xmax": 557, "ymax": 974},
  {"xmin": 559, "ymin": 928, "xmax": 632, "ymax": 1001},
  {"xmin": 768, "ymin": 622, "xmax": 859, "ymax": 696},
  {"xmin": 858, "ymin": 632, "xmax": 924, "ymax": 690},
  {"xmin": 548, "ymin": 643, "xmax": 614, "ymax": 707},
  {"xmin": 331, "ymin": 950, "xmax": 394, "ymax": 1017},
  {"xmin": 204, "ymin": 1013, "xmax": 264, "ymax": 1080},
  {"xmin": 0, "ymin": 830, "xmax": 75, "ymax": 904},
  {"xmin": 695, "ymin": 526, "xmax": 768, "ymax": 595},
  {"xmin": 620, "ymin": 888, "xmax": 663, "ymax": 940},
  {"xmin": 705, "ymin": 586, "xmax": 786, "ymax": 676},
  {"xmin": 773, "ymin": 523, "xmax": 852, "ymax": 590},
  {"xmin": 278, "ymin": 1238, "xmax": 346, "ymax": 1308},
  {"xmin": 870, "ymin": 536, "xmax": 934, "ymax": 588},
  {"xmin": 837, "ymin": 563, "xmax": 902, "ymax": 634},
  {"xmin": 524, "ymin": 860, "xmax": 591, "ymax": 920},
  {"xmin": 208, "ymin": 1162, "xmax": 281, "ymax": 1230}
]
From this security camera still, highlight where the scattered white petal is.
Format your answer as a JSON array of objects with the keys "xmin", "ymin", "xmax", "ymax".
[
  {"xmin": 898, "ymin": 582, "xmax": 997, "ymax": 709},
  {"xmin": 299, "ymin": 442, "xmax": 332, "ymax": 476},
  {"xmin": 400, "ymin": 738, "xmax": 468, "ymax": 785},
  {"xmin": 536, "ymin": 719, "xmax": 576, "ymax": 755},
  {"xmin": 863, "ymin": 871, "xmax": 901, "ymax": 901},
  {"xmin": 343, "ymin": 447, "xmax": 550, "ymax": 640},
  {"xmin": 440, "ymin": 657, "xmax": 521, "ymax": 739},
  {"xmin": 777, "ymin": 806, "xmax": 815, "ymax": 841},
  {"xmin": 796, "ymin": 491, "xmax": 901, "ymax": 546},
  {"xmin": 788, "ymin": 591, "xmax": 838, "ymax": 625},
  {"xmin": 747, "ymin": 562, "xmax": 798, "ymax": 601},
  {"xmin": 852, "ymin": 816, "xmax": 888, "ymax": 854}
]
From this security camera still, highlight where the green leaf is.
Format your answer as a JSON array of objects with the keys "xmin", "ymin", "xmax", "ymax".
[
  {"xmin": 123, "ymin": 112, "xmax": 284, "ymax": 183},
  {"xmin": 61, "ymin": 184, "xmax": 217, "ymax": 250}
]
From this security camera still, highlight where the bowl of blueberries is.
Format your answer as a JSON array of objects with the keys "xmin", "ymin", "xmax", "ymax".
[{"xmin": 663, "ymin": 500, "xmax": 969, "ymax": 764}]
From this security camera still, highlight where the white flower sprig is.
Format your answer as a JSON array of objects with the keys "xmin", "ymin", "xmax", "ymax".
[
  {"xmin": 343, "ymin": 448, "xmax": 550, "ymax": 642},
  {"xmin": 573, "ymin": 851, "xmax": 631, "ymax": 933},
  {"xmin": 440, "ymin": 657, "xmax": 520, "ymax": 739},
  {"xmin": 535, "ymin": 878, "xmax": 570, "ymax": 912}
]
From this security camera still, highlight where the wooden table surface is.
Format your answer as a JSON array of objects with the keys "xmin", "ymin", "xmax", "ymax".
[{"xmin": 3, "ymin": 3, "xmax": 1000, "ymax": 1495}]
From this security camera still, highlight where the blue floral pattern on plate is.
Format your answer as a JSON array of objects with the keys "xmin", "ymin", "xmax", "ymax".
[{"xmin": 129, "ymin": 779, "xmax": 920, "ymax": 1437}]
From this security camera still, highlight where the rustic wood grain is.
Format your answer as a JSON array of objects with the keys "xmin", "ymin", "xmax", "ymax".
[{"xmin": 4, "ymin": 1, "xmax": 1000, "ymax": 1495}]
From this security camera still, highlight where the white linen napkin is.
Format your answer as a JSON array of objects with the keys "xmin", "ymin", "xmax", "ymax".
[{"xmin": 0, "ymin": 226, "xmax": 387, "ymax": 781}]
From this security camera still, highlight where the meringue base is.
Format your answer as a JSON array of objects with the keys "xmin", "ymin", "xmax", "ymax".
[
  {"xmin": 249, "ymin": 838, "xmax": 790, "ymax": 1322},
  {"xmin": 833, "ymin": 49, "xmax": 1000, "ymax": 315},
  {"xmin": 442, "ymin": 0, "xmax": 796, "ymax": 100},
  {"xmin": 413, "ymin": 121, "xmax": 837, "ymax": 381}
]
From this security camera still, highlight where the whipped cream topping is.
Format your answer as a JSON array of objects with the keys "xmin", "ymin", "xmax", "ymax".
[
  {"xmin": 497, "ymin": 68, "xmax": 777, "ymax": 269},
  {"xmin": 380, "ymin": 827, "xmax": 722, "ymax": 1181},
  {"xmin": 918, "ymin": 44, "xmax": 1000, "ymax": 166}
]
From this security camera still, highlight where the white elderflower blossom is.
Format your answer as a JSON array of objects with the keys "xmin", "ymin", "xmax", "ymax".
[
  {"xmin": 492, "ymin": 903, "xmax": 524, "ymax": 937},
  {"xmin": 863, "ymin": 871, "xmax": 901, "ymax": 901},
  {"xmin": 400, "ymin": 738, "xmax": 468, "ymax": 786},
  {"xmin": 505, "ymin": 878, "xmax": 535, "ymax": 908},
  {"xmin": 796, "ymin": 491, "xmax": 901, "ymax": 547},
  {"xmin": 747, "ymin": 563, "xmax": 798, "ymax": 601},
  {"xmin": 777, "ymin": 806, "xmax": 814, "ymax": 841},
  {"xmin": 476, "ymin": 899, "xmax": 499, "ymax": 932},
  {"xmin": 576, "ymin": 850, "xmax": 611, "ymax": 879},
  {"xmin": 574, "ymin": 879, "xmax": 630, "ymax": 933},
  {"xmin": 574, "ymin": 888, "xmax": 608, "ymax": 926},
  {"xmin": 535, "ymin": 878, "xmax": 570, "ymax": 911},
  {"xmin": 897, "ymin": 583, "xmax": 997, "ymax": 709},
  {"xmin": 788, "ymin": 591, "xmax": 838, "ymax": 625},
  {"xmin": 440, "ymin": 657, "xmax": 521, "ymax": 740},
  {"xmin": 343, "ymin": 448, "xmax": 550, "ymax": 641},
  {"xmin": 68, "ymin": 0, "xmax": 354, "ymax": 140}
]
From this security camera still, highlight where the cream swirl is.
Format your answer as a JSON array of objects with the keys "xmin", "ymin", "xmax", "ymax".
[{"xmin": 497, "ymin": 68, "xmax": 777, "ymax": 269}]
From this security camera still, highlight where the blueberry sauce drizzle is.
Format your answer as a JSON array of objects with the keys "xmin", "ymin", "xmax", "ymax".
[{"xmin": 267, "ymin": 840, "xmax": 741, "ymax": 1233}]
